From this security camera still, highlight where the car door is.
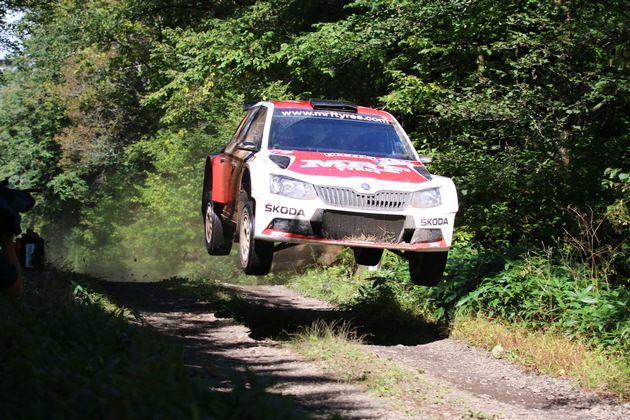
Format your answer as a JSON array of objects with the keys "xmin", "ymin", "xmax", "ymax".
[
  {"xmin": 212, "ymin": 107, "xmax": 259, "ymax": 212},
  {"xmin": 223, "ymin": 107, "xmax": 267, "ymax": 221},
  {"xmin": 226, "ymin": 107, "xmax": 268, "ymax": 218}
]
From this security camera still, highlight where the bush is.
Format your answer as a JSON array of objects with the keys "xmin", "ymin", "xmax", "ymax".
[{"xmin": 455, "ymin": 252, "xmax": 630, "ymax": 354}]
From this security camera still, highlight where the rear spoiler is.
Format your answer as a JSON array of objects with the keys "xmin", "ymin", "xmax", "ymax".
[
  {"xmin": 310, "ymin": 98, "xmax": 357, "ymax": 113},
  {"xmin": 243, "ymin": 98, "xmax": 359, "ymax": 113}
]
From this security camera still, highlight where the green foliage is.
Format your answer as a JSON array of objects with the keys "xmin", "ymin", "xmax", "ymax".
[
  {"xmin": 312, "ymin": 0, "xmax": 630, "ymax": 249},
  {"xmin": 456, "ymin": 253, "xmax": 630, "ymax": 354},
  {"xmin": 0, "ymin": 272, "xmax": 297, "ymax": 418},
  {"xmin": 0, "ymin": 73, "xmax": 64, "ymax": 191},
  {"xmin": 603, "ymin": 167, "xmax": 630, "ymax": 279},
  {"xmin": 145, "ymin": 1, "xmax": 282, "ymax": 127}
]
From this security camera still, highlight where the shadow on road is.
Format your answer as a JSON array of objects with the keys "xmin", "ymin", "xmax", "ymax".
[
  {"xmin": 101, "ymin": 279, "xmax": 407, "ymax": 419},
  {"xmin": 101, "ymin": 279, "xmax": 447, "ymax": 347}
]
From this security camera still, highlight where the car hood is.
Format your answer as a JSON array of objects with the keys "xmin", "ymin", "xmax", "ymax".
[{"xmin": 268, "ymin": 150, "xmax": 430, "ymax": 184}]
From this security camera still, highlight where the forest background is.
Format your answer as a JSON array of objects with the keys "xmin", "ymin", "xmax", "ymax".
[{"xmin": 0, "ymin": 0, "xmax": 629, "ymax": 379}]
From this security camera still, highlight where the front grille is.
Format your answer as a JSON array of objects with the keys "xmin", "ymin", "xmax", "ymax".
[
  {"xmin": 315, "ymin": 186, "xmax": 410, "ymax": 210},
  {"xmin": 320, "ymin": 211, "xmax": 405, "ymax": 243}
]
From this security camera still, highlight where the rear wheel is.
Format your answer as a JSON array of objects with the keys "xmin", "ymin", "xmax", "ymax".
[
  {"xmin": 408, "ymin": 251, "xmax": 448, "ymax": 287},
  {"xmin": 204, "ymin": 192, "xmax": 233, "ymax": 255},
  {"xmin": 239, "ymin": 199, "xmax": 274, "ymax": 275},
  {"xmin": 353, "ymin": 248, "xmax": 383, "ymax": 266}
]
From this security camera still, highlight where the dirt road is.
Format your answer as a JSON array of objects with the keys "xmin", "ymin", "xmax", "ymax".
[{"xmin": 103, "ymin": 281, "xmax": 629, "ymax": 419}]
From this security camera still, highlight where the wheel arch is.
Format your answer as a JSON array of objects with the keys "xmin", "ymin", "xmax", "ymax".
[
  {"xmin": 240, "ymin": 167, "xmax": 252, "ymax": 197},
  {"xmin": 201, "ymin": 156, "xmax": 214, "ymax": 216},
  {"xmin": 240, "ymin": 167, "xmax": 260, "ymax": 216}
]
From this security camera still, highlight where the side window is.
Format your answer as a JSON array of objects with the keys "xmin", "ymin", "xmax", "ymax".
[
  {"xmin": 226, "ymin": 107, "xmax": 259, "ymax": 153},
  {"xmin": 242, "ymin": 107, "xmax": 267, "ymax": 149}
]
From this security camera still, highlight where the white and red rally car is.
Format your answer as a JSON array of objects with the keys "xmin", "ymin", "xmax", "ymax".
[{"xmin": 202, "ymin": 99, "xmax": 458, "ymax": 286}]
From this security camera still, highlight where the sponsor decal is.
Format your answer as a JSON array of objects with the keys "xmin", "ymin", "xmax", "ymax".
[
  {"xmin": 377, "ymin": 158, "xmax": 407, "ymax": 165},
  {"xmin": 323, "ymin": 152, "xmax": 377, "ymax": 159},
  {"xmin": 282, "ymin": 151, "xmax": 426, "ymax": 182},
  {"xmin": 420, "ymin": 217, "xmax": 449, "ymax": 227},
  {"xmin": 264, "ymin": 204, "xmax": 306, "ymax": 217},
  {"xmin": 300, "ymin": 159, "xmax": 412, "ymax": 175},
  {"xmin": 279, "ymin": 110, "xmax": 390, "ymax": 124}
]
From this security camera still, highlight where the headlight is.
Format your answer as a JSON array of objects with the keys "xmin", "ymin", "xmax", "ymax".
[
  {"xmin": 270, "ymin": 175, "xmax": 317, "ymax": 199},
  {"xmin": 411, "ymin": 187, "xmax": 441, "ymax": 208}
]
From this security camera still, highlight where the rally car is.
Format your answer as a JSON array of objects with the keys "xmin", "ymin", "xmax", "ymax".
[{"xmin": 201, "ymin": 99, "xmax": 458, "ymax": 286}]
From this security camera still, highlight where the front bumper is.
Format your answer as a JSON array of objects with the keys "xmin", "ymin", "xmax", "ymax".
[{"xmin": 258, "ymin": 206, "xmax": 455, "ymax": 251}]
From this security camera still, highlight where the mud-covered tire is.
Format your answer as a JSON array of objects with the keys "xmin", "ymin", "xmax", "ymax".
[
  {"xmin": 204, "ymin": 193, "xmax": 233, "ymax": 255},
  {"xmin": 239, "ymin": 199, "xmax": 273, "ymax": 275},
  {"xmin": 353, "ymin": 248, "xmax": 383, "ymax": 266},
  {"xmin": 408, "ymin": 251, "xmax": 448, "ymax": 287}
]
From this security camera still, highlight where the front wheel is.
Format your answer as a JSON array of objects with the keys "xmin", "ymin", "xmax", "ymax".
[
  {"xmin": 408, "ymin": 251, "xmax": 448, "ymax": 287},
  {"xmin": 239, "ymin": 200, "xmax": 274, "ymax": 275}
]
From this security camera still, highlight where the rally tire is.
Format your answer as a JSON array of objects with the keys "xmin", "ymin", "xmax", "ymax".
[
  {"xmin": 239, "ymin": 199, "xmax": 274, "ymax": 275},
  {"xmin": 353, "ymin": 248, "xmax": 383, "ymax": 266},
  {"xmin": 408, "ymin": 251, "xmax": 448, "ymax": 287},
  {"xmin": 204, "ymin": 193, "xmax": 233, "ymax": 256}
]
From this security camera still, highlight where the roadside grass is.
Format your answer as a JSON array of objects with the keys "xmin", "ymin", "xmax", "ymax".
[
  {"xmin": 288, "ymin": 249, "xmax": 439, "ymax": 328},
  {"xmin": 287, "ymin": 319, "xmax": 451, "ymax": 416},
  {"xmin": 287, "ymin": 248, "xmax": 366, "ymax": 306},
  {"xmin": 451, "ymin": 316, "xmax": 630, "ymax": 401},
  {"xmin": 0, "ymin": 271, "xmax": 297, "ymax": 419}
]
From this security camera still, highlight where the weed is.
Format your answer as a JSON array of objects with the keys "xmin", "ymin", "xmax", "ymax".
[
  {"xmin": 464, "ymin": 410, "xmax": 499, "ymax": 419},
  {"xmin": 561, "ymin": 205, "xmax": 618, "ymax": 288},
  {"xmin": 455, "ymin": 252, "xmax": 630, "ymax": 354},
  {"xmin": 288, "ymin": 249, "xmax": 364, "ymax": 306},
  {"xmin": 292, "ymin": 319, "xmax": 365, "ymax": 345}
]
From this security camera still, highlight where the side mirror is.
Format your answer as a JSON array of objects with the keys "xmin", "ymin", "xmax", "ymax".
[
  {"xmin": 238, "ymin": 142, "xmax": 258, "ymax": 152},
  {"xmin": 419, "ymin": 155, "xmax": 433, "ymax": 164}
]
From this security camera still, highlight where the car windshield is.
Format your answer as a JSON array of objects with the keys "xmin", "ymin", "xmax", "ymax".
[{"xmin": 268, "ymin": 109, "xmax": 417, "ymax": 160}]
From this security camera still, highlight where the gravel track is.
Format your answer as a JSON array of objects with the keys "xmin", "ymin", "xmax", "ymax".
[{"xmin": 103, "ymin": 281, "xmax": 629, "ymax": 419}]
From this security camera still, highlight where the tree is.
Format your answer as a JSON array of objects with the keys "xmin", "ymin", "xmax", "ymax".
[
  {"xmin": 293, "ymin": 0, "xmax": 630, "ymax": 247},
  {"xmin": 1, "ymin": 0, "xmax": 628, "ymax": 279}
]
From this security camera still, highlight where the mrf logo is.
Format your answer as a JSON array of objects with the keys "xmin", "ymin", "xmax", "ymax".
[{"xmin": 300, "ymin": 159, "xmax": 410, "ymax": 175}]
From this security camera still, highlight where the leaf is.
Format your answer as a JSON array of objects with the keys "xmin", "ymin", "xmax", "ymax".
[{"xmin": 579, "ymin": 298, "xmax": 599, "ymax": 304}]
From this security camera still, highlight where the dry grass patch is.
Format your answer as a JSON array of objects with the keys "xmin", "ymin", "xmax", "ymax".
[
  {"xmin": 288, "ymin": 320, "xmax": 451, "ymax": 415},
  {"xmin": 451, "ymin": 315, "xmax": 630, "ymax": 401}
]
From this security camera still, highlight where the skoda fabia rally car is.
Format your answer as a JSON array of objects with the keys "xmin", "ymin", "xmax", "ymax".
[{"xmin": 202, "ymin": 99, "xmax": 458, "ymax": 286}]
